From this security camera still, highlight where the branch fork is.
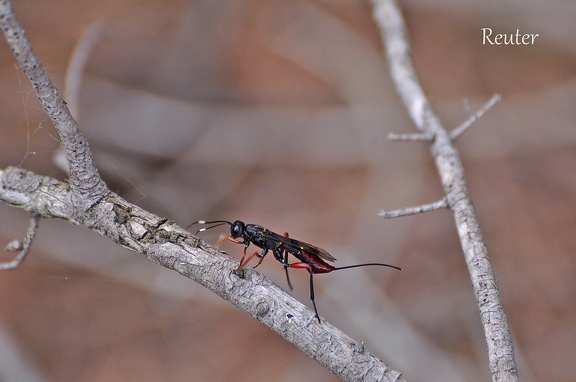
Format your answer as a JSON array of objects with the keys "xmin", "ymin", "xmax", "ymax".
[
  {"xmin": 381, "ymin": 95, "xmax": 501, "ymax": 220},
  {"xmin": 387, "ymin": 94, "xmax": 501, "ymax": 144}
]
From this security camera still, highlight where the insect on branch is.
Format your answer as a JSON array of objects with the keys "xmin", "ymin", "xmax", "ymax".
[
  {"xmin": 191, "ymin": 220, "xmax": 401, "ymax": 324},
  {"xmin": 0, "ymin": 0, "xmax": 408, "ymax": 378}
]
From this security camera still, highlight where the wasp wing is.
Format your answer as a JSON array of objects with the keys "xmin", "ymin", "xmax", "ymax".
[{"xmin": 263, "ymin": 230, "xmax": 337, "ymax": 263}]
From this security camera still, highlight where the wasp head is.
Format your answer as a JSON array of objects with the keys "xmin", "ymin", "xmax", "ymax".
[{"xmin": 230, "ymin": 220, "xmax": 246, "ymax": 238}]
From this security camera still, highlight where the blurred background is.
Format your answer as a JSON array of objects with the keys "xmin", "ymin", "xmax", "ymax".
[{"xmin": 1, "ymin": 0, "xmax": 575, "ymax": 381}]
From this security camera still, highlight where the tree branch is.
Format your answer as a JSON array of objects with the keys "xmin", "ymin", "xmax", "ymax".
[
  {"xmin": 371, "ymin": 1, "xmax": 518, "ymax": 381},
  {"xmin": 0, "ymin": 167, "xmax": 405, "ymax": 382}
]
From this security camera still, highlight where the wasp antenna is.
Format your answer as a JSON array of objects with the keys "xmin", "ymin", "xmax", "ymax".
[
  {"xmin": 200, "ymin": 220, "xmax": 233, "ymax": 226},
  {"xmin": 187, "ymin": 220, "xmax": 233, "ymax": 235},
  {"xmin": 186, "ymin": 220, "xmax": 232, "ymax": 230},
  {"xmin": 333, "ymin": 263, "xmax": 402, "ymax": 271},
  {"xmin": 201, "ymin": 223, "xmax": 228, "ymax": 232}
]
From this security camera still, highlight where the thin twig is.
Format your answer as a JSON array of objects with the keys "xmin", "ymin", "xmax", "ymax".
[
  {"xmin": 387, "ymin": 132, "xmax": 434, "ymax": 142},
  {"xmin": 450, "ymin": 94, "xmax": 501, "ymax": 140},
  {"xmin": 65, "ymin": 21, "xmax": 106, "ymax": 119},
  {"xmin": 379, "ymin": 198, "xmax": 448, "ymax": 219},
  {"xmin": 371, "ymin": 1, "xmax": 518, "ymax": 381},
  {"xmin": 0, "ymin": 214, "xmax": 40, "ymax": 270}
]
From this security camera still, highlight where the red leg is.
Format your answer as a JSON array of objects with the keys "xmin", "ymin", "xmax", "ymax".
[
  {"xmin": 239, "ymin": 250, "xmax": 260, "ymax": 268},
  {"xmin": 238, "ymin": 247, "xmax": 269, "ymax": 271},
  {"xmin": 215, "ymin": 236, "xmax": 242, "ymax": 247},
  {"xmin": 253, "ymin": 254, "xmax": 267, "ymax": 268},
  {"xmin": 214, "ymin": 236, "xmax": 250, "ymax": 271}
]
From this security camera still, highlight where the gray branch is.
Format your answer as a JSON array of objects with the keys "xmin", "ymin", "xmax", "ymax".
[
  {"xmin": 0, "ymin": 0, "xmax": 406, "ymax": 380},
  {"xmin": 371, "ymin": 1, "xmax": 518, "ymax": 381}
]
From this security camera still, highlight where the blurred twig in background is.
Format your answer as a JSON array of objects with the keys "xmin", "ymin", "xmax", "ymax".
[{"xmin": 372, "ymin": 1, "xmax": 517, "ymax": 381}]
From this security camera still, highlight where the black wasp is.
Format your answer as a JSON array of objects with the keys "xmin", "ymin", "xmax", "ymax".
[{"xmin": 190, "ymin": 220, "xmax": 401, "ymax": 323}]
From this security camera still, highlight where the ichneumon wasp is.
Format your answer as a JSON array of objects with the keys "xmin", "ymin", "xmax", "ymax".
[{"xmin": 189, "ymin": 219, "xmax": 401, "ymax": 323}]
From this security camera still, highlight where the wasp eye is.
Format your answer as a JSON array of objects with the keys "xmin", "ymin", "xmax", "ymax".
[{"xmin": 231, "ymin": 221, "xmax": 244, "ymax": 238}]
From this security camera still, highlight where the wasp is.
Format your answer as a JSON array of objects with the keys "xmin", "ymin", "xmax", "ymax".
[{"xmin": 190, "ymin": 220, "xmax": 401, "ymax": 323}]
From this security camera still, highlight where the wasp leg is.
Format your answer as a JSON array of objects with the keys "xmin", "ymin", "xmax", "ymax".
[
  {"xmin": 235, "ymin": 242, "xmax": 249, "ymax": 268},
  {"xmin": 215, "ymin": 236, "xmax": 243, "ymax": 247},
  {"xmin": 286, "ymin": 262, "xmax": 321, "ymax": 324},
  {"xmin": 282, "ymin": 256, "xmax": 294, "ymax": 291},
  {"xmin": 281, "ymin": 232, "xmax": 294, "ymax": 291},
  {"xmin": 215, "ymin": 237, "xmax": 247, "ymax": 273},
  {"xmin": 251, "ymin": 248, "xmax": 269, "ymax": 268},
  {"xmin": 237, "ymin": 247, "xmax": 268, "ymax": 270}
]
